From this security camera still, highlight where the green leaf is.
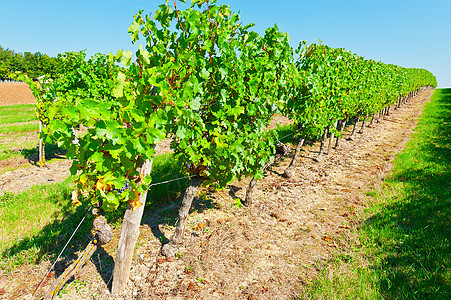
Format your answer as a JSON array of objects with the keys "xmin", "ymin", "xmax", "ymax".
[
  {"xmin": 200, "ymin": 68, "xmax": 210, "ymax": 80},
  {"xmin": 191, "ymin": 97, "xmax": 202, "ymax": 110},
  {"xmin": 113, "ymin": 71, "xmax": 126, "ymax": 97},
  {"xmin": 121, "ymin": 51, "xmax": 133, "ymax": 67},
  {"xmin": 128, "ymin": 22, "xmax": 140, "ymax": 42},
  {"xmin": 138, "ymin": 44, "xmax": 150, "ymax": 64}
]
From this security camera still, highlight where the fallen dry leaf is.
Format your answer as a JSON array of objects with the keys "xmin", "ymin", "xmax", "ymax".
[
  {"xmin": 270, "ymin": 212, "xmax": 277, "ymax": 218},
  {"xmin": 195, "ymin": 223, "xmax": 205, "ymax": 230},
  {"xmin": 156, "ymin": 258, "xmax": 165, "ymax": 264},
  {"xmin": 322, "ymin": 236, "xmax": 333, "ymax": 242}
]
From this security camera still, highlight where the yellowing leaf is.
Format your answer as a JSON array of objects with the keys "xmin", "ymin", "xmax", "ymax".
[
  {"xmin": 128, "ymin": 189, "xmax": 143, "ymax": 211},
  {"xmin": 71, "ymin": 190, "xmax": 81, "ymax": 207},
  {"xmin": 95, "ymin": 178, "xmax": 111, "ymax": 191},
  {"xmin": 195, "ymin": 223, "xmax": 205, "ymax": 230}
]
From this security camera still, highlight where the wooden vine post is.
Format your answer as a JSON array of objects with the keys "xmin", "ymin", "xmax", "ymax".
[
  {"xmin": 38, "ymin": 120, "xmax": 45, "ymax": 167},
  {"xmin": 112, "ymin": 158, "xmax": 154, "ymax": 294},
  {"xmin": 36, "ymin": 75, "xmax": 47, "ymax": 168}
]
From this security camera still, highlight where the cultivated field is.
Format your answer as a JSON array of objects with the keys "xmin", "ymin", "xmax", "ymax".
[{"xmin": 0, "ymin": 82, "xmax": 36, "ymax": 106}]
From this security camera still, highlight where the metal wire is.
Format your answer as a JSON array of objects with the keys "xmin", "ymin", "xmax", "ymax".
[
  {"xmin": 148, "ymin": 174, "xmax": 196, "ymax": 188},
  {"xmin": 32, "ymin": 204, "xmax": 92, "ymax": 297},
  {"xmin": 278, "ymin": 131, "xmax": 295, "ymax": 143}
]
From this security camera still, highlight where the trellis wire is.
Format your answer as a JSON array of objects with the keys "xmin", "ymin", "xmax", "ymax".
[
  {"xmin": 32, "ymin": 204, "xmax": 92, "ymax": 296},
  {"xmin": 31, "ymin": 173, "xmax": 194, "ymax": 295}
]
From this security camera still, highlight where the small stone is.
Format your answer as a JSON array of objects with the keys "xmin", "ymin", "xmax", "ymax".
[{"xmin": 161, "ymin": 243, "xmax": 178, "ymax": 258}]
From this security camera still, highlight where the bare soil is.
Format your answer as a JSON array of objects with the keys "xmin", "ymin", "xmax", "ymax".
[
  {"xmin": 0, "ymin": 83, "xmax": 36, "ymax": 106},
  {"xmin": 0, "ymin": 89, "xmax": 434, "ymax": 299},
  {"xmin": 0, "ymin": 159, "xmax": 72, "ymax": 196}
]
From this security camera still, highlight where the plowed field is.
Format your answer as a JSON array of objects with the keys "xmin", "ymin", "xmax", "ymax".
[{"xmin": 0, "ymin": 83, "xmax": 36, "ymax": 106}]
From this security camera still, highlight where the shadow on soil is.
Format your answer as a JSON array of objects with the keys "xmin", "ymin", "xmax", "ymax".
[
  {"xmin": 22, "ymin": 143, "xmax": 67, "ymax": 165},
  {"xmin": 364, "ymin": 88, "xmax": 451, "ymax": 299},
  {"xmin": 142, "ymin": 176, "xmax": 221, "ymax": 247}
]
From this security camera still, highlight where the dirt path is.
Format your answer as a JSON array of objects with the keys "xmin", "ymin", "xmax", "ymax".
[
  {"xmin": 1, "ymin": 89, "xmax": 434, "ymax": 299},
  {"xmin": 0, "ymin": 160, "xmax": 72, "ymax": 196}
]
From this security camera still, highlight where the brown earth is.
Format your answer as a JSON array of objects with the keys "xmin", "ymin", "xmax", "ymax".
[
  {"xmin": 0, "ymin": 159, "xmax": 72, "ymax": 196},
  {"xmin": 0, "ymin": 89, "xmax": 434, "ymax": 299},
  {"xmin": 0, "ymin": 83, "xmax": 36, "ymax": 106}
]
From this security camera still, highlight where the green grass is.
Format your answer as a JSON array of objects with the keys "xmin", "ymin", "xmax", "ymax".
[
  {"xmin": 0, "ymin": 104, "xmax": 40, "ymax": 168},
  {"xmin": 306, "ymin": 89, "xmax": 451, "ymax": 299},
  {"xmin": 0, "ymin": 104, "xmax": 36, "ymax": 125},
  {"xmin": 0, "ymin": 132, "xmax": 66, "ymax": 174},
  {"xmin": 0, "ymin": 132, "xmax": 38, "ymax": 161},
  {"xmin": 0, "ymin": 104, "xmax": 39, "ymax": 134},
  {"xmin": 0, "ymin": 122, "xmax": 39, "ymax": 134},
  {"xmin": 276, "ymin": 123, "xmax": 297, "ymax": 144},
  {"xmin": 0, "ymin": 178, "xmax": 91, "ymax": 272}
]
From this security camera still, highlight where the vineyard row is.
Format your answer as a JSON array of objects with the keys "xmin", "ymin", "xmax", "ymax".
[{"xmin": 18, "ymin": 0, "xmax": 437, "ymax": 295}]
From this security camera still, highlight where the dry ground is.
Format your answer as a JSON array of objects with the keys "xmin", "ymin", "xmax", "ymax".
[
  {"xmin": 0, "ymin": 89, "xmax": 433, "ymax": 299},
  {"xmin": 0, "ymin": 83, "xmax": 36, "ymax": 106}
]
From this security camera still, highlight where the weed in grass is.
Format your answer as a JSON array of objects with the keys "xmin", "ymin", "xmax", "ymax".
[{"xmin": 0, "ymin": 191, "xmax": 15, "ymax": 206}]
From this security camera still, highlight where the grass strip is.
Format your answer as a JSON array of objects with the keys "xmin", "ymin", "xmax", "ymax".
[
  {"xmin": 306, "ymin": 89, "xmax": 451, "ymax": 299},
  {"xmin": 0, "ymin": 178, "xmax": 85, "ymax": 273},
  {"xmin": 0, "ymin": 132, "xmax": 38, "ymax": 161},
  {"xmin": 0, "ymin": 104, "xmax": 36, "ymax": 125},
  {"xmin": 0, "ymin": 122, "xmax": 39, "ymax": 134}
]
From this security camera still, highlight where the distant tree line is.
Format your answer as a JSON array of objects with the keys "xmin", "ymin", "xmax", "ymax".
[{"xmin": 0, "ymin": 45, "xmax": 61, "ymax": 81}]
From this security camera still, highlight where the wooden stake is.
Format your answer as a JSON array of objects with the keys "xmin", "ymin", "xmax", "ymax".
[{"xmin": 112, "ymin": 158, "xmax": 154, "ymax": 294}]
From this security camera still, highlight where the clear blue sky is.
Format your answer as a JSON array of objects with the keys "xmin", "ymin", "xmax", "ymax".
[{"xmin": 1, "ymin": 0, "xmax": 450, "ymax": 87}]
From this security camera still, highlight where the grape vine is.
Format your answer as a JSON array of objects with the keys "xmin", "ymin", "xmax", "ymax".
[{"xmin": 18, "ymin": 0, "xmax": 437, "ymax": 294}]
